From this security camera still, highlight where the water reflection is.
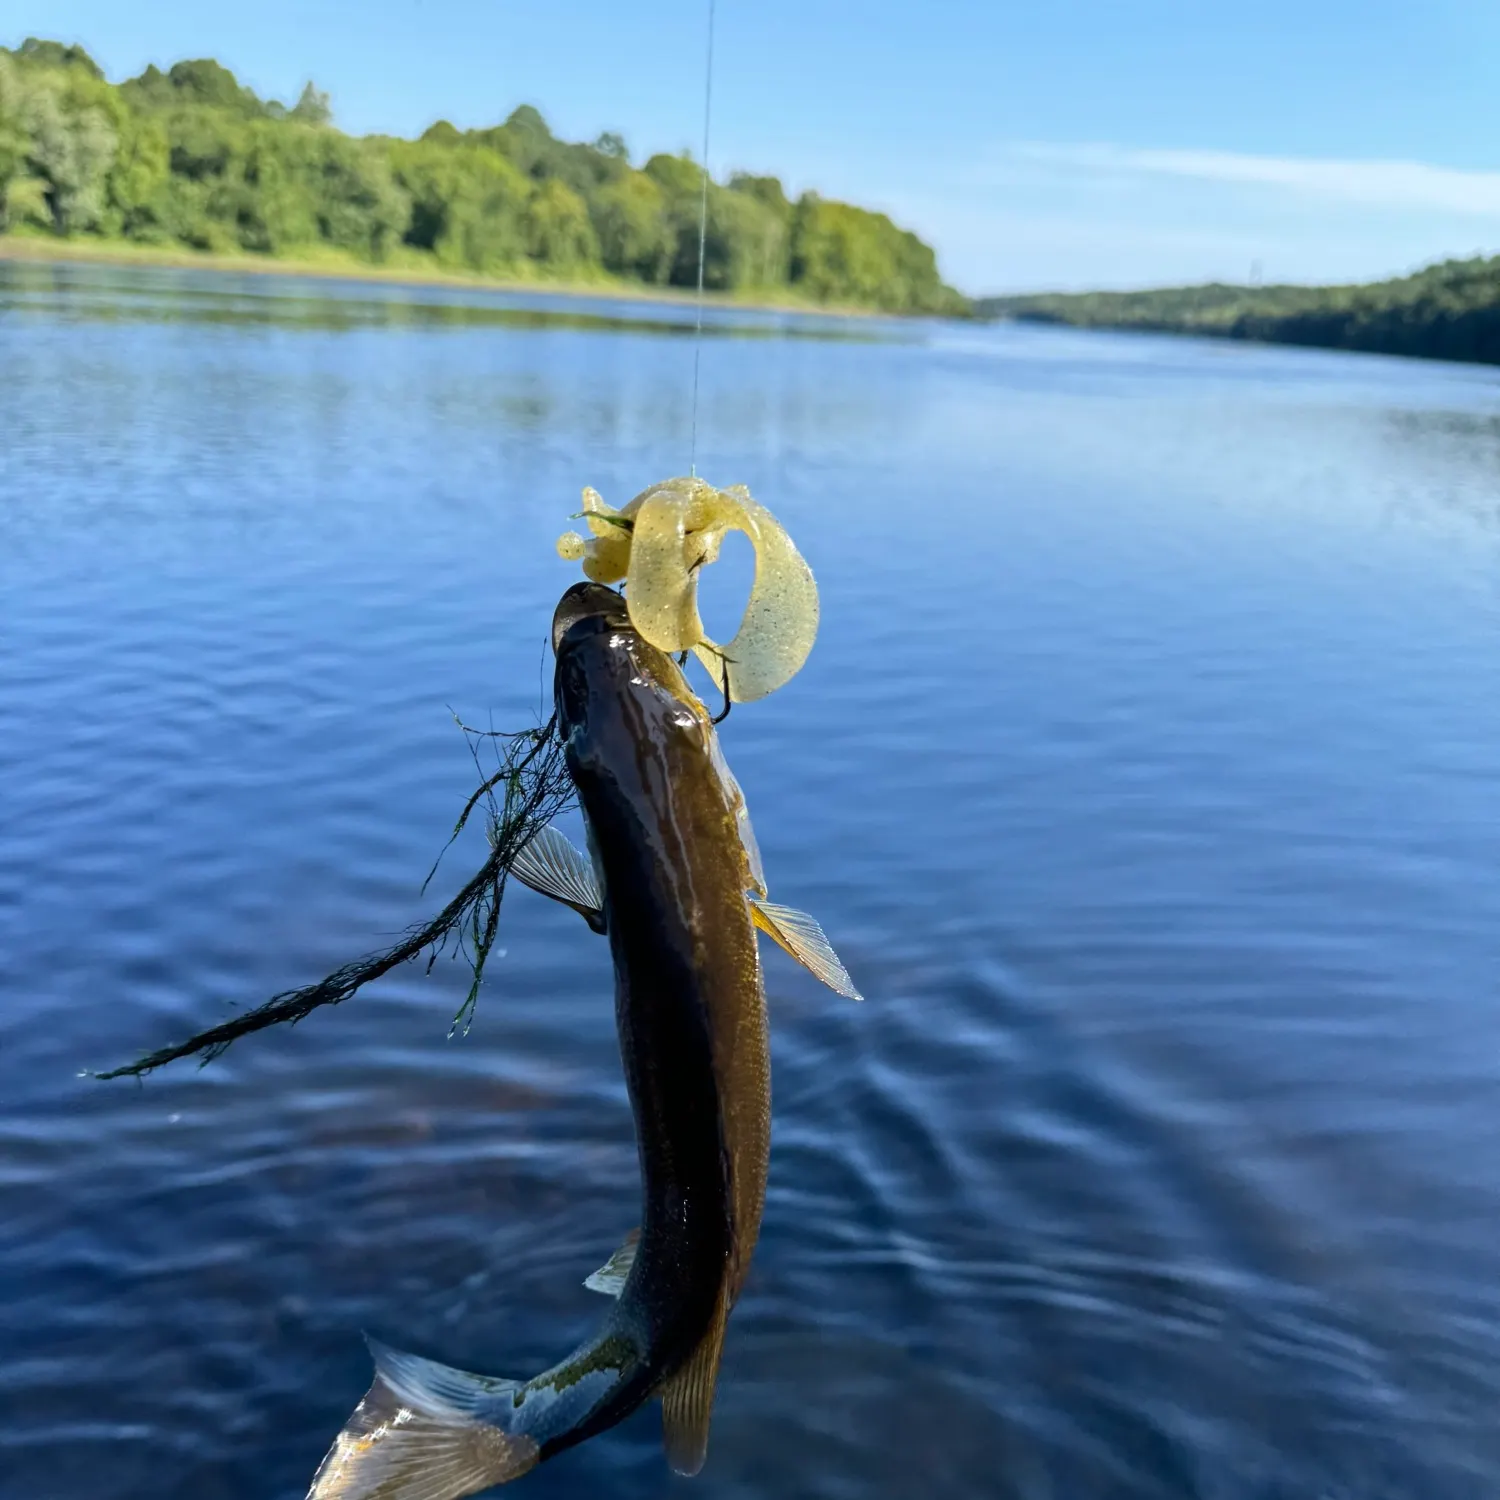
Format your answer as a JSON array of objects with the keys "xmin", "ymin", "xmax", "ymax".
[
  {"xmin": 1382, "ymin": 409, "xmax": 1500, "ymax": 536},
  {"xmin": 0, "ymin": 259, "xmax": 899, "ymax": 341}
]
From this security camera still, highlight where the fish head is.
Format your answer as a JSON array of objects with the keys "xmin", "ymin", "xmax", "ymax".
[
  {"xmin": 550, "ymin": 581, "xmax": 768, "ymax": 903},
  {"xmin": 552, "ymin": 582, "xmax": 690, "ymax": 745},
  {"xmin": 551, "ymin": 580, "xmax": 631, "ymax": 655}
]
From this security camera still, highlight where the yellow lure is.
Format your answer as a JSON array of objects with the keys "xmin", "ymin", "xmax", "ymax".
[{"xmin": 556, "ymin": 476, "xmax": 819, "ymax": 703}]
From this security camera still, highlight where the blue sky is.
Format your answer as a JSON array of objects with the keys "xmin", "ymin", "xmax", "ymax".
[{"xmin": 11, "ymin": 1, "xmax": 1500, "ymax": 294}]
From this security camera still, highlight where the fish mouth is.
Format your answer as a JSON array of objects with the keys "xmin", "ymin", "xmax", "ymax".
[{"xmin": 551, "ymin": 581, "xmax": 630, "ymax": 655}]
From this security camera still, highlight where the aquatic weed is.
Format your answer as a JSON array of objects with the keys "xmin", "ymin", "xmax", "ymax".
[{"xmin": 96, "ymin": 713, "xmax": 576, "ymax": 1080}]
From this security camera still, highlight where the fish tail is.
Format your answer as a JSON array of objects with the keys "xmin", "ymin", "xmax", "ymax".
[{"xmin": 306, "ymin": 1337, "xmax": 539, "ymax": 1500}]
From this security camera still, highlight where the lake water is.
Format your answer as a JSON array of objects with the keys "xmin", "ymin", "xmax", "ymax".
[{"xmin": 3, "ymin": 260, "xmax": 1500, "ymax": 1500}]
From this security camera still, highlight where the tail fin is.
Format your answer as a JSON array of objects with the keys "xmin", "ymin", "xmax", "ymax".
[{"xmin": 306, "ymin": 1338, "xmax": 538, "ymax": 1500}]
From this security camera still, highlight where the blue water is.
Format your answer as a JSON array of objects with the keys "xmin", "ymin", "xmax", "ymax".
[{"xmin": 3, "ymin": 260, "xmax": 1500, "ymax": 1500}]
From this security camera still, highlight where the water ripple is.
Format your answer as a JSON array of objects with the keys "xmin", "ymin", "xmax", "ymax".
[{"xmin": 4, "ymin": 264, "xmax": 1500, "ymax": 1498}]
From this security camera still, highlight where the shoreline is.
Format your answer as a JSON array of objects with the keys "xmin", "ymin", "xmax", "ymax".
[
  {"xmin": 0, "ymin": 233, "xmax": 889, "ymax": 320},
  {"xmin": 976, "ymin": 259, "xmax": 1500, "ymax": 369}
]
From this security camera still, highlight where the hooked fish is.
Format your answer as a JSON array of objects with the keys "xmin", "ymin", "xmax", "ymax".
[{"xmin": 307, "ymin": 581, "xmax": 858, "ymax": 1500}]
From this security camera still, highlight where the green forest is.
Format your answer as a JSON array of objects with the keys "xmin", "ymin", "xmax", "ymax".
[
  {"xmin": 978, "ymin": 256, "xmax": 1500, "ymax": 367},
  {"xmin": 0, "ymin": 37, "xmax": 966, "ymax": 315}
]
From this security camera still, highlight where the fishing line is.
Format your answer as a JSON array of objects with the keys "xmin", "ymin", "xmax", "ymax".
[{"xmin": 688, "ymin": 0, "xmax": 716, "ymax": 478}]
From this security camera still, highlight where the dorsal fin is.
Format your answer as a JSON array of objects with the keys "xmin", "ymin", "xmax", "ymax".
[{"xmin": 583, "ymin": 1229, "xmax": 640, "ymax": 1297}]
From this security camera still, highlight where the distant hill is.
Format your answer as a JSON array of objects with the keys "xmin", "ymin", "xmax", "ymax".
[
  {"xmin": 0, "ymin": 36, "xmax": 967, "ymax": 316},
  {"xmin": 976, "ymin": 257, "xmax": 1500, "ymax": 367}
]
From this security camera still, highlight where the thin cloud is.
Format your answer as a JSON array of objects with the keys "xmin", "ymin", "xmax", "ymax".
[{"xmin": 999, "ymin": 144, "xmax": 1500, "ymax": 219}]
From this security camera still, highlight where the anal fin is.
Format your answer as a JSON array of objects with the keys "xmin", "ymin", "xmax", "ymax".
[
  {"xmin": 750, "ymin": 898, "xmax": 863, "ymax": 1000},
  {"xmin": 658, "ymin": 1289, "xmax": 729, "ymax": 1478},
  {"xmin": 306, "ymin": 1337, "xmax": 537, "ymax": 1500}
]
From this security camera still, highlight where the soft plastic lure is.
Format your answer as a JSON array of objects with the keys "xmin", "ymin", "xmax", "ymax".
[{"xmin": 555, "ymin": 476, "xmax": 818, "ymax": 703}]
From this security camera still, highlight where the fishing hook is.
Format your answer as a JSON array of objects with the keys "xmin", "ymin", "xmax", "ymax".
[{"xmin": 711, "ymin": 653, "xmax": 732, "ymax": 724}]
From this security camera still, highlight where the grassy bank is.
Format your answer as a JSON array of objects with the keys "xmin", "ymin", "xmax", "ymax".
[
  {"xmin": 0, "ymin": 37, "xmax": 968, "ymax": 318},
  {"xmin": 977, "ymin": 256, "xmax": 1500, "ymax": 367},
  {"xmin": 0, "ymin": 230, "xmax": 892, "ymax": 318}
]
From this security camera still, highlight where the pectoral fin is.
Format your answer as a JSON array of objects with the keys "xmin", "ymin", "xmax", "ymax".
[
  {"xmin": 658, "ymin": 1288, "xmax": 729, "ymax": 1477},
  {"xmin": 750, "ymin": 898, "xmax": 863, "ymax": 1000},
  {"xmin": 583, "ymin": 1229, "xmax": 640, "ymax": 1297},
  {"xmin": 510, "ymin": 825, "xmax": 605, "ymax": 933}
]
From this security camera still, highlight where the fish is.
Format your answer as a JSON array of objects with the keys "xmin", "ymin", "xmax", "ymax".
[{"xmin": 307, "ymin": 581, "xmax": 858, "ymax": 1500}]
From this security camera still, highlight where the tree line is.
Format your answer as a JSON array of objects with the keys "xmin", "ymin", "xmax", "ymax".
[
  {"xmin": 0, "ymin": 37, "xmax": 967, "ymax": 316},
  {"xmin": 978, "ymin": 257, "xmax": 1500, "ymax": 368}
]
